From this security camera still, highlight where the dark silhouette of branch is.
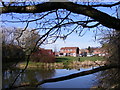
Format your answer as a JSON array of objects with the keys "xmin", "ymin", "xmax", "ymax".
[
  {"xmin": 9, "ymin": 11, "xmax": 71, "ymax": 89},
  {"xmin": 82, "ymin": 23, "xmax": 100, "ymax": 28},
  {"xmin": 1, "ymin": 11, "xmax": 55, "ymax": 23},
  {"xmin": 1, "ymin": 2, "xmax": 120, "ymax": 30},
  {"xmin": 90, "ymin": 2, "xmax": 120, "ymax": 7}
]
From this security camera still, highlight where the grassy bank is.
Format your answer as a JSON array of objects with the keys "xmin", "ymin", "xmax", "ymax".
[
  {"xmin": 17, "ymin": 56, "xmax": 106, "ymax": 69},
  {"xmin": 56, "ymin": 56, "xmax": 104, "ymax": 62}
]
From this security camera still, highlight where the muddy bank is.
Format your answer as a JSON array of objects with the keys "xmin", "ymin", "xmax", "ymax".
[
  {"xmin": 68, "ymin": 60, "xmax": 106, "ymax": 69},
  {"xmin": 17, "ymin": 60, "xmax": 106, "ymax": 69}
]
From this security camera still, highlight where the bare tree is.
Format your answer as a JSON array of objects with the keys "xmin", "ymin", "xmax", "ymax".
[{"xmin": 1, "ymin": 0, "xmax": 120, "ymax": 89}]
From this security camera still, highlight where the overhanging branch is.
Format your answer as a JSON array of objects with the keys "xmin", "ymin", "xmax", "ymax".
[
  {"xmin": 1, "ymin": 2, "xmax": 120, "ymax": 30},
  {"xmin": 90, "ymin": 2, "xmax": 120, "ymax": 7}
]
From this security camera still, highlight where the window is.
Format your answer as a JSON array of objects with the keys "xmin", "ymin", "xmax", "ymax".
[
  {"xmin": 61, "ymin": 49, "xmax": 64, "ymax": 52},
  {"xmin": 70, "ymin": 53, "xmax": 73, "ymax": 55}
]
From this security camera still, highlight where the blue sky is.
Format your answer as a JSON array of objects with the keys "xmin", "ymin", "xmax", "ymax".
[
  {"xmin": 1, "ymin": 3, "xmax": 119, "ymax": 51},
  {"xmin": 2, "ymin": 14, "xmax": 101, "ymax": 51},
  {"xmin": 42, "ymin": 29, "xmax": 101, "ymax": 51}
]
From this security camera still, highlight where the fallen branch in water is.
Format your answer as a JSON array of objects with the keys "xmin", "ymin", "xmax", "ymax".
[{"xmin": 7, "ymin": 64, "xmax": 120, "ymax": 89}]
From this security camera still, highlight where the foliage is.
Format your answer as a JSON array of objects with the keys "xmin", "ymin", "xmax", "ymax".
[
  {"xmin": 14, "ymin": 29, "xmax": 40, "ymax": 54},
  {"xmin": 100, "ymin": 31, "xmax": 120, "ymax": 64},
  {"xmin": 97, "ymin": 32, "xmax": 120, "ymax": 89},
  {"xmin": 30, "ymin": 49, "xmax": 55, "ymax": 63},
  {"xmin": 2, "ymin": 27, "xmax": 40, "ymax": 55},
  {"xmin": 87, "ymin": 46, "xmax": 92, "ymax": 53},
  {"xmin": 2, "ymin": 43, "xmax": 25, "ymax": 64}
]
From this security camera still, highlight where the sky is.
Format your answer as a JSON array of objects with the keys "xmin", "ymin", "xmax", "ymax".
[
  {"xmin": 2, "ymin": 14, "xmax": 102, "ymax": 51},
  {"xmin": 41, "ymin": 30, "xmax": 101, "ymax": 51},
  {"xmin": 43, "ymin": 5, "xmax": 119, "ymax": 51},
  {"xmin": 1, "ymin": 2, "xmax": 119, "ymax": 51}
]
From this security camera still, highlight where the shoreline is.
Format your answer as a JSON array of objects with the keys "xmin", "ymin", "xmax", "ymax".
[{"xmin": 17, "ymin": 60, "xmax": 106, "ymax": 69}]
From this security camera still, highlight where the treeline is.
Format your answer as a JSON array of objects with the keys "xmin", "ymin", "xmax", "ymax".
[
  {"xmin": 2, "ymin": 27, "xmax": 55, "ymax": 66},
  {"xmin": 2, "ymin": 43, "xmax": 55, "ymax": 64},
  {"xmin": 2, "ymin": 43, "xmax": 25, "ymax": 64}
]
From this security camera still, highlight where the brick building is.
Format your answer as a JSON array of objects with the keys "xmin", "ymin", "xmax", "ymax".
[
  {"xmin": 79, "ymin": 49, "xmax": 89, "ymax": 57},
  {"xmin": 59, "ymin": 47, "xmax": 79, "ymax": 57},
  {"xmin": 39, "ymin": 48, "xmax": 54, "ymax": 55},
  {"xmin": 92, "ymin": 48, "xmax": 108, "ymax": 56}
]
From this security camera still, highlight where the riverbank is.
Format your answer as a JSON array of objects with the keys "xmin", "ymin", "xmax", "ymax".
[{"xmin": 17, "ymin": 60, "xmax": 106, "ymax": 69}]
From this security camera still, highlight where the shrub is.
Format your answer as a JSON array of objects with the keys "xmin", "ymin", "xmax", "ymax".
[
  {"xmin": 2, "ymin": 44, "xmax": 25, "ymax": 64},
  {"xmin": 30, "ymin": 49, "xmax": 55, "ymax": 63}
]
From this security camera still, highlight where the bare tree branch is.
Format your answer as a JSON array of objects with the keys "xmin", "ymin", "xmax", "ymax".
[
  {"xmin": 1, "ymin": 11, "xmax": 55, "ymax": 23},
  {"xmin": 82, "ymin": 22, "xmax": 100, "ymax": 28},
  {"xmin": 89, "ymin": 2, "xmax": 120, "ymax": 7},
  {"xmin": 1, "ymin": 2, "xmax": 120, "ymax": 30},
  {"xmin": 9, "ymin": 11, "xmax": 72, "ymax": 89}
]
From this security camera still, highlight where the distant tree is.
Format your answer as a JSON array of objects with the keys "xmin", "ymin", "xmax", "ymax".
[
  {"xmin": 2, "ymin": 27, "xmax": 41, "ymax": 54},
  {"xmin": 2, "ymin": 43, "xmax": 25, "ymax": 64},
  {"xmin": 2, "ymin": 27, "xmax": 16, "ymax": 45},
  {"xmin": 2, "ymin": 27, "xmax": 25, "ymax": 65},
  {"xmin": 87, "ymin": 46, "xmax": 92, "ymax": 53},
  {"xmin": 30, "ymin": 49, "xmax": 55, "ymax": 63},
  {"xmin": 13, "ymin": 28, "xmax": 40, "ymax": 54}
]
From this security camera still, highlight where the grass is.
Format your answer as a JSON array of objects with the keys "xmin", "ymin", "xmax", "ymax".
[
  {"xmin": 17, "ymin": 56, "xmax": 105, "ymax": 69},
  {"xmin": 55, "ymin": 56, "xmax": 105, "ymax": 67},
  {"xmin": 20, "ymin": 56, "xmax": 105, "ymax": 65},
  {"xmin": 20, "ymin": 61, "xmax": 43, "ymax": 66},
  {"xmin": 56, "ymin": 56, "xmax": 105, "ymax": 63}
]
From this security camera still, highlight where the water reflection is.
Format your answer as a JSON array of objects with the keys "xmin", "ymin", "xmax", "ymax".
[
  {"xmin": 2, "ymin": 67, "xmax": 98, "ymax": 89},
  {"xmin": 2, "ymin": 68, "xmax": 55, "ymax": 88}
]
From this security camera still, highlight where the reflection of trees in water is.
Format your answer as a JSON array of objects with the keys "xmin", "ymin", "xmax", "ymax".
[
  {"xmin": 2, "ymin": 69, "xmax": 21, "ymax": 88},
  {"xmin": 22, "ymin": 69, "xmax": 56, "ymax": 83},
  {"xmin": 97, "ymin": 69, "xmax": 120, "ymax": 89},
  {"xmin": 2, "ymin": 69, "xmax": 55, "ymax": 88}
]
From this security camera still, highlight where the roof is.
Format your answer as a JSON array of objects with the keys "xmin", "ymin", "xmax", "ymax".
[
  {"xmin": 39, "ymin": 48, "xmax": 53, "ymax": 51},
  {"xmin": 45, "ymin": 49, "xmax": 53, "ymax": 51},
  {"xmin": 61, "ymin": 47, "xmax": 79, "ymax": 50},
  {"xmin": 80, "ymin": 49, "xmax": 88, "ymax": 52}
]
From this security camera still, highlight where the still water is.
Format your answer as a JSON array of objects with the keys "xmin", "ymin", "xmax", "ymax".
[{"xmin": 3, "ymin": 67, "xmax": 98, "ymax": 88}]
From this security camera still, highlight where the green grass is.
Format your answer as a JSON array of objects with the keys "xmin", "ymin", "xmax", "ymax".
[
  {"xmin": 56, "ymin": 56, "xmax": 105, "ymax": 63},
  {"xmin": 79, "ymin": 56, "xmax": 104, "ymax": 61},
  {"xmin": 18, "ymin": 56, "xmax": 105, "ymax": 68},
  {"xmin": 56, "ymin": 56, "xmax": 77, "ymax": 62},
  {"xmin": 20, "ymin": 61, "xmax": 43, "ymax": 66},
  {"xmin": 20, "ymin": 56, "xmax": 104, "ymax": 65}
]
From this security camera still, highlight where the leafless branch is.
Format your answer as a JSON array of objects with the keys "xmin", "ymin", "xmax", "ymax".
[
  {"xmin": 89, "ymin": 2, "xmax": 120, "ymax": 7},
  {"xmin": 9, "ymin": 11, "xmax": 72, "ymax": 89},
  {"xmin": 1, "ymin": 11, "xmax": 55, "ymax": 23},
  {"xmin": 1, "ymin": 2, "xmax": 120, "ymax": 30}
]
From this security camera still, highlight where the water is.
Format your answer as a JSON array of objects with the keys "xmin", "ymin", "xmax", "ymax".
[{"xmin": 2, "ymin": 67, "xmax": 98, "ymax": 89}]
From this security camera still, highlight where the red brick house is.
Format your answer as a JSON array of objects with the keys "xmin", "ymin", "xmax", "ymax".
[
  {"xmin": 92, "ymin": 48, "xmax": 108, "ymax": 56},
  {"xmin": 38, "ymin": 48, "xmax": 54, "ymax": 55},
  {"xmin": 79, "ymin": 49, "xmax": 89, "ymax": 57},
  {"xmin": 59, "ymin": 47, "xmax": 79, "ymax": 57},
  {"xmin": 45, "ymin": 49, "xmax": 54, "ymax": 55}
]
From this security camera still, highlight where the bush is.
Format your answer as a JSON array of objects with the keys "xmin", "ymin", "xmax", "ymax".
[
  {"xmin": 30, "ymin": 49, "xmax": 55, "ymax": 63},
  {"xmin": 2, "ymin": 44, "xmax": 25, "ymax": 64}
]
